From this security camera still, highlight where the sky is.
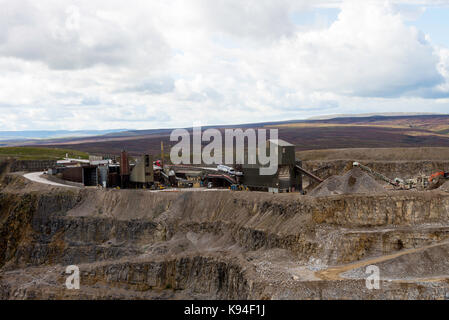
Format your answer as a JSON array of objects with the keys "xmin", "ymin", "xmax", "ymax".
[{"xmin": 1, "ymin": 0, "xmax": 449, "ymax": 131}]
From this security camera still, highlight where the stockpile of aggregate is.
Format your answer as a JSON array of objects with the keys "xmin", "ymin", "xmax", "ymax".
[
  {"xmin": 309, "ymin": 167, "xmax": 386, "ymax": 196},
  {"xmin": 440, "ymin": 180, "xmax": 449, "ymax": 192}
]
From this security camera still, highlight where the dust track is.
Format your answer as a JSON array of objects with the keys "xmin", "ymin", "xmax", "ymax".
[
  {"xmin": 23, "ymin": 172, "xmax": 78, "ymax": 188},
  {"xmin": 316, "ymin": 240, "xmax": 449, "ymax": 281}
]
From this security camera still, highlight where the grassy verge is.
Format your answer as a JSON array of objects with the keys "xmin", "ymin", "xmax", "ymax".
[{"xmin": 0, "ymin": 147, "xmax": 89, "ymax": 160}]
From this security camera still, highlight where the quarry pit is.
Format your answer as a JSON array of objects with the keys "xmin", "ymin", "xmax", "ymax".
[{"xmin": 2, "ymin": 153, "xmax": 449, "ymax": 300}]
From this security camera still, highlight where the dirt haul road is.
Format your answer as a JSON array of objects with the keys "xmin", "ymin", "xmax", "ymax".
[
  {"xmin": 23, "ymin": 172, "xmax": 78, "ymax": 188},
  {"xmin": 315, "ymin": 240, "xmax": 449, "ymax": 281},
  {"xmin": 23, "ymin": 172, "xmax": 228, "ymax": 192}
]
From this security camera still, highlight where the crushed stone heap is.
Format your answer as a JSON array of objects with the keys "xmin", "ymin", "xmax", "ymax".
[
  {"xmin": 309, "ymin": 167, "xmax": 386, "ymax": 196},
  {"xmin": 440, "ymin": 180, "xmax": 449, "ymax": 192}
]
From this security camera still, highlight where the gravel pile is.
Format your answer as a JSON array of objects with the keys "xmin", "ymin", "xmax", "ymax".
[
  {"xmin": 309, "ymin": 167, "xmax": 385, "ymax": 196},
  {"xmin": 440, "ymin": 180, "xmax": 449, "ymax": 192}
]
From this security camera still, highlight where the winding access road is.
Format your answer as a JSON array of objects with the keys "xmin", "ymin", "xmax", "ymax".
[
  {"xmin": 315, "ymin": 239, "xmax": 449, "ymax": 281},
  {"xmin": 23, "ymin": 172, "xmax": 224, "ymax": 191},
  {"xmin": 23, "ymin": 172, "xmax": 78, "ymax": 188}
]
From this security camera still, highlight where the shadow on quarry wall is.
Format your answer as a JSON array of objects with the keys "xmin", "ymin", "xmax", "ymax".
[{"xmin": 0, "ymin": 160, "xmax": 13, "ymax": 181}]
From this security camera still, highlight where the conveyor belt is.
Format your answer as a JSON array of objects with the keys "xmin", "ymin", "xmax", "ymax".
[{"xmin": 295, "ymin": 165, "xmax": 323, "ymax": 183}]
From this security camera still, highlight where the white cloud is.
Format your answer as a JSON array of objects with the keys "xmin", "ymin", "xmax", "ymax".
[
  {"xmin": 0, "ymin": 0, "xmax": 169, "ymax": 70},
  {"xmin": 0, "ymin": 0, "xmax": 448, "ymax": 130},
  {"xmin": 264, "ymin": 1, "xmax": 444, "ymax": 97}
]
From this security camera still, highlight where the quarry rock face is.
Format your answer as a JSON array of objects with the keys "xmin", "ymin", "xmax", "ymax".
[
  {"xmin": 2, "ymin": 173, "xmax": 449, "ymax": 300},
  {"xmin": 303, "ymin": 160, "xmax": 449, "ymax": 181}
]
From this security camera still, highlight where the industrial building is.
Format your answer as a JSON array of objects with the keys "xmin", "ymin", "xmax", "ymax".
[
  {"xmin": 242, "ymin": 139, "xmax": 303, "ymax": 193},
  {"xmin": 48, "ymin": 150, "xmax": 161, "ymax": 189},
  {"xmin": 46, "ymin": 138, "xmax": 327, "ymax": 193},
  {"xmin": 129, "ymin": 154, "xmax": 154, "ymax": 187}
]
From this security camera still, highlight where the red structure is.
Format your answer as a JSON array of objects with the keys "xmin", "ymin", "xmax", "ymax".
[
  {"xmin": 120, "ymin": 150, "xmax": 130, "ymax": 175},
  {"xmin": 120, "ymin": 150, "xmax": 130, "ymax": 188}
]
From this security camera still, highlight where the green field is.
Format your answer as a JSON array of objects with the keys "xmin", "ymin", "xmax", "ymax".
[{"xmin": 0, "ymin": 147, "xmax": 89, "ymax": 160}]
